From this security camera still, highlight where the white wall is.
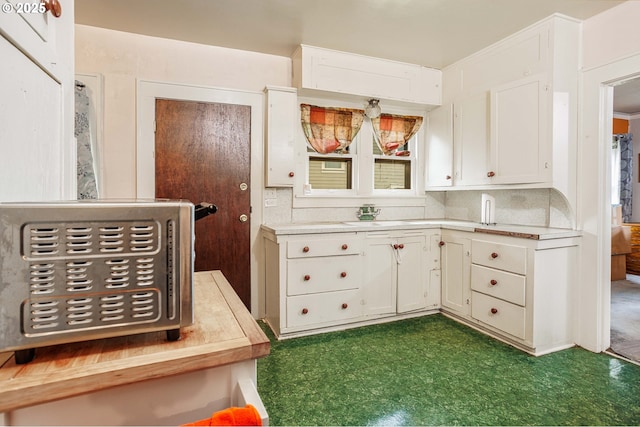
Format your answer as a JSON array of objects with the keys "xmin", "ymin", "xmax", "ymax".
[{"xmin": 75, "ymin": 24, "xmax": 290, "ymax": 199}]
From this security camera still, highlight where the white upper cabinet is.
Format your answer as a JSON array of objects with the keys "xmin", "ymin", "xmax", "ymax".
[
  {"xmin": 425, "ymin": 14, "xmax": 579, "ymax": 202},
  {"xmin": 0, "ymin": 0, "xmax": 75, "ymax": 201},
  {"xmin": 292, "ymin": 45, "xmax": 442, "ymax": 107},
  {"xmin": 264, "ymin": 86, "xmax": 297, "ymax": 187}
]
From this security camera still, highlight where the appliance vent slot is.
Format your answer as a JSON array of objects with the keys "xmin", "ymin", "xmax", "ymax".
[
  {"xmin": 66, "ymin": 227, "xmax": 94, "ymax": 255},
  {"xmin": 29, "ymin": 263, "xmax": 56, "ymax": 295},
  {"xmin": 129, "ymin": 225, "xmax": 156, "ymax": 252},
  {"xmin": 29, "ymin": 227, "xmax": 60, "ymax": 257},
  {"xmin": 99, "ymin": 226, "xmax": 125, "ymax": 253},
  {"xmin": 106, "ymin": 258, "xmax": 130, "ymax": 289},
  {"xmin": 135, "ymin": 257, "xmax": 155, "ymax": 286}
]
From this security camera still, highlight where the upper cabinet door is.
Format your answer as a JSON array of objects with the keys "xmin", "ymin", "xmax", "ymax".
[
  {"xmin": 265, "ymin": 86, "xmax": 297, "ymax": 187},
  {"xmin": 454, "ymin": 92, "xmax": 490, "ymax": 186},
  {"xmin": 425, "ymin": 103, "xmax": 453, "ymax": 187},
  {"xmin": 489, "ymin": 74, "xmax": 550, "ymax": 184}
]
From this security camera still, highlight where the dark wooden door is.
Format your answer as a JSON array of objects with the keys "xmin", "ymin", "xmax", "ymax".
[{"xmin": 154, "ymin": 99, "xmax": 252, "ymax": 309}]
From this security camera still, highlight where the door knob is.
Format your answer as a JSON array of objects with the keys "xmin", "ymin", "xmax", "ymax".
[{"xmin": 239, "ymin": 214, "xmax": 248, "ymax": 222}]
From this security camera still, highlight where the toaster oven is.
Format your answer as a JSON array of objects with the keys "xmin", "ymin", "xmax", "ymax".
[{"xmin": 0, "ymin": 199, "xmax": 213, "ymax": 364}]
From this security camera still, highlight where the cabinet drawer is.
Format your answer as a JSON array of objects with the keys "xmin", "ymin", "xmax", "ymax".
[
  {"xmin": 471, "ymin": 239, "xmax": 527, "ymax": 274},
  {"xmin": 287, "ymin": 256, "xmax": 361, "ymax": 295},
  {"xmin": 287, "ymin": 236, "xmax": 360, "ymax": 258},
  {"xmin": 471, "ymin": 264, "xmax": 525, "ymax": 306},
  {"xmin": 286, "ymin": 290, "xmax": 362, "ymax": 328},
  {"xmin": 471, "ymin": 291, "xmax": 525, "ymax": 339}
]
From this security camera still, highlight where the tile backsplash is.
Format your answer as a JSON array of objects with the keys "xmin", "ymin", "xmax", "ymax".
[{"xmin": 263, "ymin": 188, "xmax": 573, "ymax": 229}]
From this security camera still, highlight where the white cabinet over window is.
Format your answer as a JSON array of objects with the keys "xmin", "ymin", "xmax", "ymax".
[{"xmin": 292, "ymin": 45, "xmax": 441, "ymax": 107}]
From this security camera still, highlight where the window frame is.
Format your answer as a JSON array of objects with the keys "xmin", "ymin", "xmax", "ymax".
[{"xmin": 293, "ymin": 96, "xmax": 427, "ymax": 208}]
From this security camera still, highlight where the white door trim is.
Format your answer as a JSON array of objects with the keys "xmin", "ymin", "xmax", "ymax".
[
  {"xmin": 136, "ymin": 80, "xmax": 265, "ymax": 317},
  {"xmin": 579, "ymin": 53, "xmax": 640, "ymax": 352}
]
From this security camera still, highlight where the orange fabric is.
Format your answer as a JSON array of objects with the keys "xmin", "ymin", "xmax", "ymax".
[{"xmin": 182, "ymin": 404, "xmax": 262, "ymax": 426}]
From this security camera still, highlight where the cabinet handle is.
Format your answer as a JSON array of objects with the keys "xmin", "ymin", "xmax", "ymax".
[
  {"xmin": 487, "ymin": 171, "xmax": 496, "ymax": 178},
  {"xmin": 340, "ymin": 271, "xmax": 347, "ymax": 278},
  {"xmin": 490, "ymin": 308, "xmax": 498, "ymax": 314},
  {"xmin": 438, "ymin": 241, "xmax": 445, "ymax": 247},
  {"xmin": 341, "ymin": 303, "xmax": 348, "ymax": 309},
  {"xmin": 446, "ymin": 175, "xmax": 452, "ymax": 180},
  {"xmin": 491, "ymin": 252, "xmax": 499, "ymax": 259},
  {"xmin": 302, "ymin": 246, "xmax": 310, "ymax": 253},
  {"xmin": 42, "ymin": 0, "xmax": 62, "ymax": 17},
  {"xmin": 301, "ymin": 308, "xmax": 309, "ymax": 315},
  {"xmin": 393, "ymin": 244, "xmax": 399, "ymax": 250},
  {"xmin": 398, "ymin": 243, "xmax": 404, "ymax": 249},
  {"xmin": 289, "ymin": 172, "xmax": 295, "ymax": 177},
  {"xmin": 341, "ymin": 244, "xmax": 348, "ymax": 250},
  {"xmin": 304, "ymin": 275, "xmax": 311, "ymax": 281},
  {"xmin": 490, "ymin": 279, "xmax": 498, "ymax": 286}
]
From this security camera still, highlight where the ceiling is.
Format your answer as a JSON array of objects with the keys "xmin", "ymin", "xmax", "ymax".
[{"xmin": 74, "ymin": 0, "xmax": 640, "ymax": 115}]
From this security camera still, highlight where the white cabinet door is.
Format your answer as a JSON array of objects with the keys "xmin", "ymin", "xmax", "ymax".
[
  {"xmin": 0, "ymin": 0, "xmax": 73, "ymax": 202},
  {"xmin": 454, "ymin": 92, "xmax": 490, "ymax": 186},
  {"xmin": 396, "ymin": 235, "xmax": 427, "ymax": 313},
  {"xmin": 362, "ymin": 237, "xmax": 397, "ymax": 316},
  {"xmin": 425, "ymin": 103, "xmax": 453, "ymax": 187},
  {"xmin": 489, "ymin": 74, "xmax": 550, "ymax": 184},
  {"xmin": 264, "ymin": 87, "xmax": 297, "ymax": 187},
  {"xmin": 440, "ymin": 232, "xmax": 471, "ymax": 316}
]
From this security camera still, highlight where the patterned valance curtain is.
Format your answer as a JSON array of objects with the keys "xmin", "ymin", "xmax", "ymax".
[
  {"xmin": 300, "ymin": 104, "xmax": 365, "ymax": 154},
  {"xmin": 371, "ymin": 113, "xmax": 423, "ymax": 155}
]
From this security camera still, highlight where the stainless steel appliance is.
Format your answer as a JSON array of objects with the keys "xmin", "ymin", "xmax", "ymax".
[{"xmin": 0, "ymin": 199, "xmax": 215, "ymax": 364}]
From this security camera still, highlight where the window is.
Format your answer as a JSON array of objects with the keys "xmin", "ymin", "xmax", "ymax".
[{"xmin": 297, "ymin": 99, "xmax": 425, "ymax": 202}]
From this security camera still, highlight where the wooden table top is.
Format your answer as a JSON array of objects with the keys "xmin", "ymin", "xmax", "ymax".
[{"xmin": 0, "ymin": 271, "xmax": 270, "ymax": 413}]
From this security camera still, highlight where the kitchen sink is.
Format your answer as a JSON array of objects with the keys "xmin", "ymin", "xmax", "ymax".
[{"xmin": 342, "ymin": 220, "xmax": 408, "ymax": 226}]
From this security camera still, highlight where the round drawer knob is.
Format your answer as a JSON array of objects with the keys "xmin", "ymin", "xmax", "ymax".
[
  {"xmin": 301, "ymin": 308, "xmax": 309, "ymax": 315},
  {"xmin": 487, "ymin": 171, "xmax": 496, "ymax": 178},
  {"xmin": 439, "ymin": 241, "xmax": 445, "ymax": 247},
  {"xmin": 42, "ymin": 0, "xmax": 62, "ymax": 18},
  {"xmin": 342, "ymin": 244, "xmax": 348, "ymax": 250},
  {"xmin": 304, "ymin": 275, "xmax": 311, "ymax": 281},
  {"xmin": 398, "ymin": 243, "xmax": 404, "ymax": 249},
  {"xmin": 289, "ymin": 172, "xmax": 295, "ymax": 177},
  {"xmin": 340, "ymin": 271, "xmax": 347, "ymax": 278},
  {"xmin": 490, "ymin": 279, "xmax": 498, "ymax": 286},
  {"xmin": 393, "ymin": 244, "xmax": 399, "ymax": 250},
  {"xmin": 302, "ymin": 246, "xmax": 310, "ymax": 253},
  {"xmin": 490, "ymin": 308, "xmax": 498, "ymax": 314},
  {"xmin": 491, "ymin": 252, "xmax": 499, "ymax": 259},
  {"xmin": 341, "ymin": 303, "xmax": 348, "ymax": 309}
]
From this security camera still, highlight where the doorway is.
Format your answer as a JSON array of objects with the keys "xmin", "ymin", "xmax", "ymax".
[
  {"xmin": 136, "ymin": 81, "xmax": 265, "ymax": 317},
  {"xmin": 610, "ymin": 78, "xmax": 640, "ymax": 363},
  {"xmin": 154, "ymin": 99, "xmax": 252, "ymax": 309}
]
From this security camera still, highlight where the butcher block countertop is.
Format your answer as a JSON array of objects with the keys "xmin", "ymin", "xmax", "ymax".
[{"xmin": 0, "ymin": 271, "xmax": 270, "ymax": 413}]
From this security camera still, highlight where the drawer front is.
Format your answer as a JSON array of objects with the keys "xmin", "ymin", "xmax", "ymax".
[
  {"xmin": 471, "ymin": 264, "xmax": 525, "ymax": 306},
  {"xmin": 471, "ymin": 291, "xmax": 525, "ymax": 339},
  {"xmin": 287, "ymin": 236, "xmax": 360, "ymax": 258},
  {"xmin": 286, "ymin": 290, "xmax": 363, "ymax": 328},
  {"xmin": 287, "ymin": 256, "xmax": 361, "ymax": 296},
  {"xmin": 471, "ymin": 239, "xmax": 527, "ymax": 274}
]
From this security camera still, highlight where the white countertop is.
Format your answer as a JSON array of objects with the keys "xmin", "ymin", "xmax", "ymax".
[{"xmin": 261, "ymin": 219, "xmax": 582, "ymax": 240}]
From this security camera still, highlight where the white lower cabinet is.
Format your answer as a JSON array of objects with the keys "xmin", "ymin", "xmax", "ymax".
[
  {"xmin": 263, "ymin": 224, "xmax": 579, "ymax": 355},
  {"xmin": 263, "ymin": 228, "xmax": 441, "ymax": 339},
  {"xmin": 440, "ymin": 230, "xmax": 472, "ymax": 316},
  {"xmin": 361, "ymin": 229, "xmax": 441, "ymax": 316},
  {"xmin": 466, "ymin": 234, "xmax": 579, "ymax": 355}
]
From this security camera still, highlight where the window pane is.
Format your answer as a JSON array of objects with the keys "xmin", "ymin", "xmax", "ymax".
[
  {"xmin": 309, "ymin": 157, "xmax": 352, "ymax": 189},
  {"xmin": 374, "ymin": 159, "xmax": 411, "ymax": 189}
]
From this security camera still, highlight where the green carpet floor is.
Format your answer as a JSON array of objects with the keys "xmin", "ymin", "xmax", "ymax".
[{"xmin": 257, "ymin": 314, "xmax": 640, "ymax": 426}]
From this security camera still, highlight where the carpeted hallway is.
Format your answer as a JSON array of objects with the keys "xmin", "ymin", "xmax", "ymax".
[{"xmin": 611, "ymin": 275, "xmax": 640, "ymax": 363}]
